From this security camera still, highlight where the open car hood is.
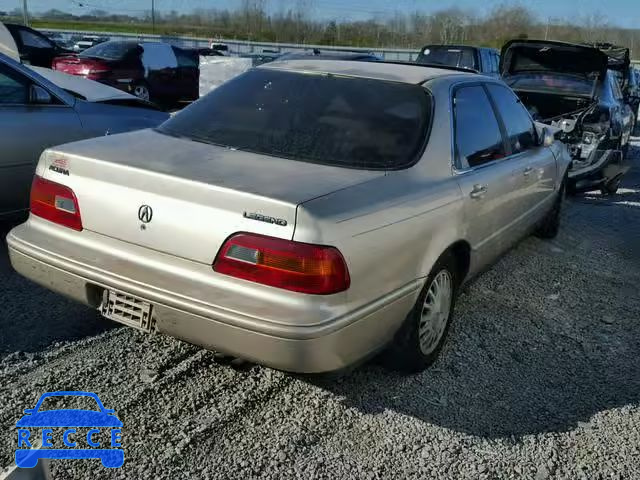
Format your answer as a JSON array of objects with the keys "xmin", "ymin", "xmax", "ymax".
[
  {"xmin": 29, "ymin": 65, "xmax": 149, "ymax": 105},
  {"xmin": 500, "ymin": 40, "xmax": 608, "ymax": 79},
  {"xmin": 0, "ymin": 22, "xmax": 19, "ymax": 61}
]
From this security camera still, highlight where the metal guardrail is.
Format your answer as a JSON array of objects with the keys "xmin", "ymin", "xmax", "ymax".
[
  {"xmin": 39, "ymin": 28, "xmax": 640, "ymax": 64},
  {"xmin": 43, "ymin": 28, "xmax": 420, "ymax": 62}
]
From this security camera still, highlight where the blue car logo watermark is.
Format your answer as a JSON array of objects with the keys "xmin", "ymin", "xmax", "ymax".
[{"xmin": 15, "ymin": 391, "xmax": 123, "ymax": 468}]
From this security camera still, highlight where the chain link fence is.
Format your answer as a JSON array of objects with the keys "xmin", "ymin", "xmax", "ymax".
[{"xmin": 43, "ymin": 29, "xmax": 420, "ymax": 62}]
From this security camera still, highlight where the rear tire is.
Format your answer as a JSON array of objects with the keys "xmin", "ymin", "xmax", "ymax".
[
  {"xmin": 383, "ymin": 253, "xmax": 459, "ymax": 373},
  {"xmin": 132, "ymin": 82, "xmax": 151, "ymax": 102},
  {"xmin": 535, "ymin": 179, "xmax": 565, "ymax": 239}
]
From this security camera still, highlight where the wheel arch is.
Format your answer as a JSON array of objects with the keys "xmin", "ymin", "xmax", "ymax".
[
  {"xmin": 418, "ymin": 229, "xmax": 472, "ymax": 288},
  {"xmin": 442, "ymin": 240, "xmax": 471, "ymax": 285}
]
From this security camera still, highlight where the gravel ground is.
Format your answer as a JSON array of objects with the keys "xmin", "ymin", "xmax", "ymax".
[{"xmin": 1, "ymin": 140, "xmax": 640, "ymax": 480}]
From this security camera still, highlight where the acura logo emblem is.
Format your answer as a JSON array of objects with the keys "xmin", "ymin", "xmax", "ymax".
[{"xmin": 138, "ymin": 205, "xmax": 153, "ymax": 224}]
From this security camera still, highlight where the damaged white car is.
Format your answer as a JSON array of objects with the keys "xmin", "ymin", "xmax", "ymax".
[{"xmin": 501, "ymin": 40, "xmax": 633, "ymax": 194}]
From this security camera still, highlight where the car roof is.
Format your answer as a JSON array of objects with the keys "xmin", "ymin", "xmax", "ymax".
[{"xmin": 259, "ymin": 59, "xmax": 474, "ymax": 84}]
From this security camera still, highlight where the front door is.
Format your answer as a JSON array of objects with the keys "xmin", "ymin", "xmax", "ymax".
[{"xmin": 485, "ymin": 83, "xmax": 557, "ymax": 221}]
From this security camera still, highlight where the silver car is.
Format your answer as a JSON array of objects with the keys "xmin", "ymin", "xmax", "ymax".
[
  {"xmin": 7, "ymin": 60, "xmax": 571, "ymax": 373},
  {"xmin": 0, "ymin": 52, "xmax": 169, "ymax": 218}
]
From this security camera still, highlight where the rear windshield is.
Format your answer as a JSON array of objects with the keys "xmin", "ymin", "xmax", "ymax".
[
  {"xmin": 505, "ymin": 73, "xmax": 595, "ymax": 96},
  {"xmin": 417, "ymin": 46, "xmax": 477, "ymax": 70},
  {"xmin": 159, "ymin": 69, "xmax": 431, "ymax": 170},
  {"xmin": 80, "ymin": 42, "xmax": 135, "ymax": 60}
]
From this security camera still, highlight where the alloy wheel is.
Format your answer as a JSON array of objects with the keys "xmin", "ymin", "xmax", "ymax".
[
  {"xmin": 133, "ymin": 85, "xmax": 150, "ymax": 101},
  {"xmin": 418, "ymin": 269, "xmax": 453, "ymax": 355}
]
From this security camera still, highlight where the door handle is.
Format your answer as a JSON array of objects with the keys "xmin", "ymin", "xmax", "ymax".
[
  {"xmin": 523, "ymin": 167, "xmax": 534, "ymax": 177},
  {"xmin": 469, "ymin": 184, "xmax": 488, "ymax": 199}
]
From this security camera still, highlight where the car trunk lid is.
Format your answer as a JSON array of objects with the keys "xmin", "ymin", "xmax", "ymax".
[
  {"xmin": 41, "ymin": 129, "xmax": 384, "ymax": 265},
  {"xmin": 500, "ymin": 40, "xmax": 608, "ymax": 80}
]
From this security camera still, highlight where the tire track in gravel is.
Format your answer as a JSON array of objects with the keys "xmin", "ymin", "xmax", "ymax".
[{"xmin": 0, "ymin": 326, "xmax": 129, "ymax": 384}]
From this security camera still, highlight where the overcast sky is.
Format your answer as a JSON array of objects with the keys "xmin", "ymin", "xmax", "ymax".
[{"xmin": 1, "ymin": 0, "xmax": 638, "ymax": 28}]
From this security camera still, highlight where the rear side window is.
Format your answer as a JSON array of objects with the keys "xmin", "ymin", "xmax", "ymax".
[
  {"xmin": 486, "ymin": 84, "xmax": 537, "ymax": 153},
  {"xmin": 19, "ymin": 29, "xmax": 52, "ymax": 49},
  {"xmin": 173, "ymin": 47, "xmax": 198, "ymax": 68},
  {"xmin": 141, "ymin": 43, "xmax": 178, "ymax": 71},
  {"xmin": 454, "ymin": 85, "xmax": 506, "ymax": 168},
  {"xmin": 480, "ymin": 50, "xmax": 491, "ymax": 72},
  {"xmin": 493, "ymin": 53, "xmax": 500, "ymax": 73},
  {"xmin": 417, "ymin": 46, "xmax": 477, "ymax": 70},
  {"xmin": 80, "ymin": 42, "xmax": 134, "ymax": 60},
  {"xmin": 159, "ymin": 69, "xmax": 431, "ymax": 170}
]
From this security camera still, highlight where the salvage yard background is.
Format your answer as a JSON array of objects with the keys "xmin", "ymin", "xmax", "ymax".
[{"xmin": 1, "ymin": 130, "xmax": 639, "ymax": 478}]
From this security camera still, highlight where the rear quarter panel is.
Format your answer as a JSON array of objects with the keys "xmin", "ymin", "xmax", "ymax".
[{"xmin": 295, "ymin": 172, "xmax": 464, "ymax": 308}]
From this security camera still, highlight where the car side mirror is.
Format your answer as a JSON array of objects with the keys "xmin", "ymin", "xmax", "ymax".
[{"xmin": 29, "ymin": 85, "xmax": 52, "ymax": 105}]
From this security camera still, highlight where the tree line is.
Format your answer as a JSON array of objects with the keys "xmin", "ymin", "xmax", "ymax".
[{"xmin": 8, "ymin": 1, "xmax": 639, "ymax": 56}]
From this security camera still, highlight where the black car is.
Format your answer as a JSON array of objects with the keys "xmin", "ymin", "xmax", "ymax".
[
  {"xmin": 53, "ymin": 41, "xmax": 200, "ymax": 106},
  {"xmin": 416, "ymin": 44, "xmax": 500, "ymax": 76},
  {"xmin": 501, "ymin": 40, "xmax": 634, "ymax": 194},
  {"xmin": 4, "ymin": 23, "xmax": 72, "ymax": 68}
]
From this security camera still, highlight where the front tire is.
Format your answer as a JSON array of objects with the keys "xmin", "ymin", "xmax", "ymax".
[{"xmin": 384, "ymin": 253, "xmax": 459, "ymax": 373}]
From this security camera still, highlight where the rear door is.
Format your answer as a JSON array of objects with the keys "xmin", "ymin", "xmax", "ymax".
[
  {"xmin": 172, "ymin": 47, "xmax": 200, "ymax": 101},
  {"xmin": 0, "ymin": 62, "xmax": 83, "ymax": 214},
  {"xmin": 485, "ymin": 83, "xmax": 557, "ymax": 221},
  {"xmin": 113, "ymin": 46, "xmax": 145, "ymax": 93},
  {"xmin": 141, "ymin": 43, "xmax": 179, "ymax": 100},
  {"xmin": 453, "ymin": 84, "xmax": 528, "ymax": 269}
]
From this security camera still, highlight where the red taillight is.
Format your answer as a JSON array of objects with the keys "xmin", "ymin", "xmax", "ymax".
[
  {"xmin": 213, "ymin": 233, "xmax": 350, "ymax": 295},
  {"xmin": 30, "ymin": 175, "xmax": 83, "ymax": 231}
]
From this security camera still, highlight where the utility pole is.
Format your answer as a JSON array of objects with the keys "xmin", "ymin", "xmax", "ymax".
[
  {"xmin": 545, "ymin": 17, "xmax": 550, "ymax": 40},
  {"xmin": 22, "ymin": 0, "xmax": 29, "ymax": 26},
  {"xmin": 151, "ymin": 0, "xmax": 156, "ymax": 34}
]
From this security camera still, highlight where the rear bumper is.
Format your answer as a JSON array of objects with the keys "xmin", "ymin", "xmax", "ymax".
[
  {"xmin": 568, "ymin": 148, "xmax": 630, "ymax": 191},
  {"xmin": 7, "ymin": 220, "xmax": 418, "ymax": 373}
]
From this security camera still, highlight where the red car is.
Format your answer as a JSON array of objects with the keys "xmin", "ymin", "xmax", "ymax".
[{"xmin": 53, "ymin": 40, "xmax": 199, "ymax": 106}]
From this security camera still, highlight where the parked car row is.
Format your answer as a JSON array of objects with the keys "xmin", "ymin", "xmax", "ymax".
[
  {"xmin": 413, "ymin": 40, "xmax": 636, "ymax": 194},
  {"xmin": 0, "ymin": 24, "xmax": 200, "ymax": 108},
  {"xmin": 52, "ymin": 40, "xmax": 200, "ymax": 105},
  {"xmin": 1, "ymin": 27, "xmax": 637, "ymax": 375}
]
